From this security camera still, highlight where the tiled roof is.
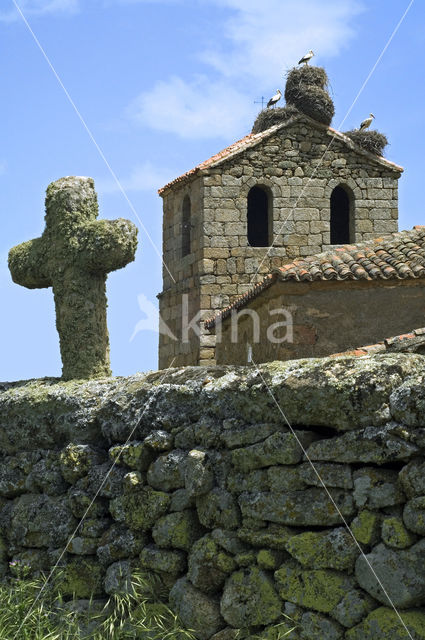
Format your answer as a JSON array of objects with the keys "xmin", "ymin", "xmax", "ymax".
[
  {"xmin": 204, "ymin": 227, "xmax": 425, "ymax": 329},
  {"xmin": 158, "ymin": 115, "xmax": 403, "ymax": 195},
  {"xmin": 158, "ymin": 126, "xmax": 278, "ymax": 195},
  {"xmin": 330, "ymin": 327, "xmax": 425, "ymax": 357}
]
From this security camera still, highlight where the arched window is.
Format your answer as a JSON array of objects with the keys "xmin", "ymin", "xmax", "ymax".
[
  {"xmin": 330, "ymin": 185, "xmax": 354, "ymax": 244},
  {"xmin": 182, "ymin": 195, "xmax": 191, "ymax": 257},
  {"xmin": 247, "ymin": 186, "xmax": 270, "ymax": 247}
]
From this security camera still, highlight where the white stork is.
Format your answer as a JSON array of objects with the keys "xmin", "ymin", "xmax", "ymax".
[
  {"xmin": 267, "ymin": 89, "xmax": 282, "ymax": 108},
  {"xmin": 298, "ymin": 49, "xmax": 314, "ymax": 65},
  {"xmin": 359, "ymin": 113, "xmax": 375, "ymax": 131}
]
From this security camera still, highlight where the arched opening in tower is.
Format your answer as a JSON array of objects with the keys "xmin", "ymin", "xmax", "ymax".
[
  {"xmin": 182, "ymin": 195, "xmax": 191, "ymax": 257},
  {"xmin": 247, "ymin": 186, "xmax": 270, "ymax": 247},
  {"xmin": 330, "ymin": 185, "xmax": 353, "ymax": 244}
]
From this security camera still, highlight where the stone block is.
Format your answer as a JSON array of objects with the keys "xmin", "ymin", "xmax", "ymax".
[
  {"xmin": 346, "ymin": 607, "xmax": 425, "ymax": 640},
  {"xmin": 239, "ymin": 488, "xmax": 354, "ymax": 526},
  {"xmin": 231, "ymin": 430, "xmax": 316, "ymax": 471},
  {"xmin": 152, "ymin": 510, "xmax": 205, "ymax": 551},
  {"xmin": 188, "ymin": 534, "xmax": 236, "ymax": 594},
  {"xmin": 355, "ymin": 539, "xmax": 425, "ymax": 608},
  {"xmin": 170, "ymin": 578, "xmax": 225, "ymax": 640},
  {"xmin": 274, "ymin": 562, "xmax": 356, "ymax": 613},
  {"xmin": 221, "ymin": 566, "xmax": 281, "ymax": 627}
]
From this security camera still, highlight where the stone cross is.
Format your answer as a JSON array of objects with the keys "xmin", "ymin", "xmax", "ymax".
[{"xmin": 9, "ymin": 176, "xmax": 138, "ymax": 380}]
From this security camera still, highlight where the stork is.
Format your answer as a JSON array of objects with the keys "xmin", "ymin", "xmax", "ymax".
[
  {"xmin": 267, "ymin": 89, "xmax": 282, "ymax": 108},
  {"xmin": 298, "ymin": 49, "xmax": 314, "ymax": 65},
  {"xmin": 359, "ymin": 113, "xmax": 375, "ymax": 131}
]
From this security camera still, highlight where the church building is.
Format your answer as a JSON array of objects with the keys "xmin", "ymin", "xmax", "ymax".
[{"xmin": 157, "ymin": 65, "xmax": 425, "ymax": 369}]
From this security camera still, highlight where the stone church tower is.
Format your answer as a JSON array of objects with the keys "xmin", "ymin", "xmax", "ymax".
[{"xmin": 157, "ymin": 66, "xmax": 403, "ymax": 369}]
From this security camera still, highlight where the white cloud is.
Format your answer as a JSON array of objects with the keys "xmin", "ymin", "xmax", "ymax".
[
  {"xmin": 127, "ymin": 0, "xmax": 363, "ymax": 139},
  {"xmin": 127, "ymin": 75, "xmax": 253, "ymax": 140},
  {"xmin": 97, "ymin": 161, "xmax": 176, "ymax": 194},
  {"xmin": 0, "ymin": 161, "xmax": 7, "ymax": 176},
  {"xmin": 0, "ymin": 0, "xmax": 78, "ymax": 22},
  {"xmin": 204, "ymin": 0, "xmax": 363, "ymax": 85}
]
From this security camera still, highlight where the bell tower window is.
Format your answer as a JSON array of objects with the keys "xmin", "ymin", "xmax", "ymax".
[
  {"xmin": 182, "ymin": 195, "xmax": 191, "ymax": 257},
  {"xmin": 330, "ymin": 185, "xmax": 354, "ymax": 244},
  {"xmin": 247, "ymin": 186, "xmax": 271, "ymax": 247}
]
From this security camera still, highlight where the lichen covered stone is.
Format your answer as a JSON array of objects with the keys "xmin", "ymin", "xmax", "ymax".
[
  {"xmin": 231, "ymin": 430, "xmax": 316, "ymax": 471},
  {"xmin": 220, "ymin": 566, "xmax": 282, "ymax": 628},
  {"xmin": 170, "ymin": 577, "xmax": 225, "ymax": 640},
  {"xmin": 147, "ymin": 450, "xmax": 186, "ymax": 491},
  {"xmin": 56, "ymin": 558, "xmax": 104, "ymax": 598},
  {"xmin": 197, "ymin": 488, "xmax": 241, "ymax": 530},
  {"xmin": 187, "ymin": 534, "xmax": 236, "ymax": 594},
  {"xmin": 8, "ymin": 176, "xmax": 138, "ymax": 380},
  {"xmin": 382, "ymin": 515, "xmax": 417, "ymax": 549},
  {"xmin": 239, "ymin": 488, "xmax": 354, "ymax": 526},
  {"xmin": 274, "ymin": 563, "xmax": 355, "ymax": 613},
  {"xmin": 350, "ymin": 509, "xmax": 381, "ymax": 546},
  {"xmin": 60, "ymin": 443, "xmax": 105, "ymax": 483},
  {"xmin": 152, "ymin": 510, "xmax": 205, "ymax": 551},
  {"xmin": 7, "ymin": 494, "xmax": 77, "ymax": 547},
  {"xmin": 285, "ymin": 528, "xmax": 359, "ymax": 571},
  {"xmin": 355, "ymin": 539, "xmax": 425, "ymax": 607},
  {"xmin": 109, "ymin": 486, "xmax": 170, "ymax": 531},
  {"xmin": 346, "ymin": 606, "xmax": 425, "ymax": 639},
  {"xmin": 140, "ymin": 544, "xmax": 186, "ymax": 575}
]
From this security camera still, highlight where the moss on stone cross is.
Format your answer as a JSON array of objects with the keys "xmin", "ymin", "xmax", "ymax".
[{"xmin": 8, "ymin": 176, "xmax": 138, "ymax": 380}]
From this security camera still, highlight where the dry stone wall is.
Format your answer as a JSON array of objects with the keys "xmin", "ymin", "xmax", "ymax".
[{"xmin": 1, "ymin": 354, "xmax": 425, "ymax": 639}]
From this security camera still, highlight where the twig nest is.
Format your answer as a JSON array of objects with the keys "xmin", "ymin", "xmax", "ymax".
[
  {"xmin": 284, "ymin": 66, "xmax": 334, "ymax": 126},
  {"xmin": 285, "ymin": 65, "xmax": 329, "ymax": 92},
  {"xmin": 251, "ymin": 104, "xmax": 299, "ymax": 135},
  {"xmin": 344, "ymin": 130, "xmax": 388, "ymax": 156}
]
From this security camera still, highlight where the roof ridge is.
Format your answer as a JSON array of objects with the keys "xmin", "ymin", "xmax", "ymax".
[{"xmin": 158, "ymin": 114, "xmax": 403, "ymax": 195}]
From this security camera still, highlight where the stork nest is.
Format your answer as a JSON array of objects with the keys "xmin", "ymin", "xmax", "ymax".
[
  {"xmin": 285, "ymin": 65, "xmax": 329, "ymax": 92},
  {"xmin": 251, "ymin": 104, "xmax": 300, "ymax": 134},
  {"xmin": 344, "ymin": 130, "xmax": 388, "ymax": 156},
  {"xmin": 285, "ymin": 85, "xmax": 334, "ymax": 126},
  {"xmin": 284, "ymin": 66, "xmax": 334, "ymax": 126}
]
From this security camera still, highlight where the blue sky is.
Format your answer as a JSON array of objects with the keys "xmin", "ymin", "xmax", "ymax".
[{"xmin": 0, "ymin": 0, "xmax": 423, "ymax": 381}]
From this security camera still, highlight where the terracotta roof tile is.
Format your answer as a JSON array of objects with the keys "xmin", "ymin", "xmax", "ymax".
[
  {"xmin": 331, "ymin": 327, "xmax": 425, "ymax": 358},
  {"xmin": 205, "ymin": 227, "xmax": 425, "ymax": 330}
]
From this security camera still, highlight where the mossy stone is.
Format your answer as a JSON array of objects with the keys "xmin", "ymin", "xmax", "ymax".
[
  {"xmin": 109, "ymin": 486, "xmax": 170, "ymax": 531},
  {"xmin": 274, "ymin": 563, "xmax": 355, "ymax": 613},
  {"xmin": 8, "ymin": 176, "xmax": 138, "ymax": 380},
  {"xmin": 346, "ymin": 606, "xmax": 425, "ymax": 639},
  {"xmin": 152, "ymin": 509, "xmax": 205, "ymax": 551},
  {"xmin": 382, "ymin": 516, "xmax": 417, "ymax": 549},
  {"xmin": 285, "ymin": 528, "xmax": 359, "ymax": 571},
  {"xmin": 60, "ymin": 443, "xmax": 105, "ymax": 483},
  {"xmin": 140, "ymin": 544, "xmax": 186, "ymax": 574},
  {"xmin": 257, "ymin": 548, "xmax": 285, "ymax": 570},
  {"xmin": 351, "ymin": 509, "xmax": 381, "ymax": 545},
  {"xmin": 237, "ymin": 523, "xmax": 296, "ymax": 550},
  {"xmin": 188, "ymin": 534, "xmax": 237, "ymax": 593},
  {"xmin": 56, "ymin": 558, "xmax": 104, "ymax": 598},
  {"xmin": 196, "ymin": 488, "xmax": 241, "ymax": 530},
  {"xmin": 221, "ymin": 566, "xmax": 282, "ymax": 627}
]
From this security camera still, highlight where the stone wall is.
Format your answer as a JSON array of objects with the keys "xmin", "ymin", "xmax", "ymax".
[
  {"xmin": 215, "ymin": 278, "xmax": 425, "ymax": 365},
  {"xmin": 1, "ymin": 355, "xmax": 425, "ymax": 639},
  {"xmin": 158, "ymin": 115, "xmax": 402, "ymax": 368}
]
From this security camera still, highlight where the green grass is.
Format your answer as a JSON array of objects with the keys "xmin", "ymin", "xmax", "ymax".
[
  {"xmin": 0, "ymin": 568, "xmax": 298, "ymax": 640},
  {"xmin": 0, "ymin": 570, "xmax": 197, "ymax": 639}
]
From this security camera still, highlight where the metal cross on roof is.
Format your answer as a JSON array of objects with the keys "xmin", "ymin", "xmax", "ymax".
[{"xmin": 254, "ymin": 96, "xmax": 266, "ymax": 111}]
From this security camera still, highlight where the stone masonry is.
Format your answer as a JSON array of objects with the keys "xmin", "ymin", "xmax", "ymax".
[
  {"xmin": 2, "ymin": 355, "xmax": 425, "ymax": 639},
  {"xmin": 158, "ymin": 116, "xmax": 402, "ymax": 369}
]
